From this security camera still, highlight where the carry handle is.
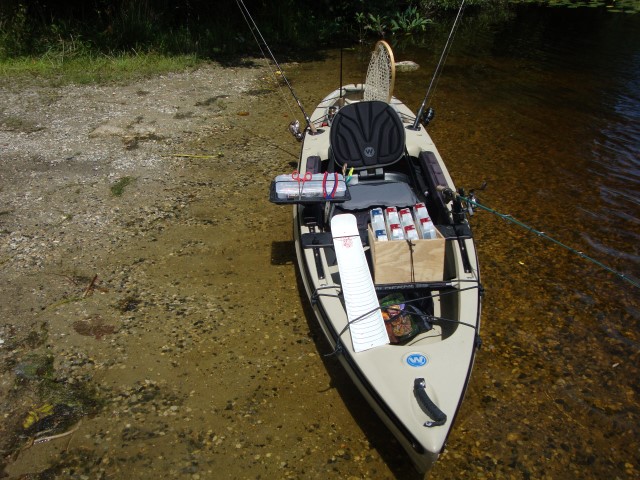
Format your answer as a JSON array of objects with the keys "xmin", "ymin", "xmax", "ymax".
[{"xmin": 414, "ymin": 378, "xmax": 447, "ymax": 427}]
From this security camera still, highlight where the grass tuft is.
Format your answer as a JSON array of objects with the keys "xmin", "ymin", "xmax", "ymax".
[
  {"xmin": 110, "ymin": 176, "xmax": 135, "ymax": 197},
  {"xmin": 0, "ymin": 51, "xmax": 200, "ymax": 87}
]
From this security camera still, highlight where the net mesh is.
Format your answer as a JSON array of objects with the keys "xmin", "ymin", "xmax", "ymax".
[{"xmin": 364, "ymin": 41, "xmax": 396, "ymax": 103}]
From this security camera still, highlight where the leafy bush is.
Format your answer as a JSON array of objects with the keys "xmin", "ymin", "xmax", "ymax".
[
  {"xmin": 356, "ymin": 4, "xmax": 433, "ymax": 39},
  {"xmin": 390, "ymin": 6, "xmax": 433, "ymax": 35},
  {"xmin": 0, "ymin": 4, "xmax": 32, "ymax": 58}
]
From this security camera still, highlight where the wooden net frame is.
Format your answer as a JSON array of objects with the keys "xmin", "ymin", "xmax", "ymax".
[{"xmin": 364, "ymin": 40, "xmax": 396, "ymax": 103}]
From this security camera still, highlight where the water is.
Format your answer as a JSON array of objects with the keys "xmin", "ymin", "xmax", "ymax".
[
  {"xmin": 287, "ymin": 5, "xmax": 640, "ymax": 478},
  {"xmin": 415, "ymin": 6, "xmax": 640, "ymax": 478}
]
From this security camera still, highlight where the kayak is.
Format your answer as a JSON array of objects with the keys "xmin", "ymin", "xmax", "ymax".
[{"xmin": 271, "ymin": 79, "xmax": 482, "ymax": 473}]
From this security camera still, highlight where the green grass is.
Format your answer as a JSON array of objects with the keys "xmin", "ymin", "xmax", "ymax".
[
  {"xmin": 0, "ymin": 51, "xmax": 202, "ymax": 87},
  {"xmin": 110, "ymin": 176, "xmax": 135, "ymax": 197}
]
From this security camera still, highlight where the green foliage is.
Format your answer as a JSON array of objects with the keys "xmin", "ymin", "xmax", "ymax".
[
  {"xmin": 109, "ymin": 0, "xmax": 159, "ymax": 51},
  {"xmin": 360, "ymin": 13, "xmax": 388, "ymax": 37},
  {"xmin": 390, "ymin": 6, "xmax": 433, "ymax": 34},
  {"xmin": 420, "ymin": 0, "xmax": 506, "ymax": 10},
  {"xmin": 355, "ymin": 4, "xmax": 433, "ymax": 39},
  {"xmin": 0, "ymin": 3, "xmax": 32, "ymax": 57},
  {"xmin": 1, "ymin": 0, "xmax": 638, "ymax": 67}
]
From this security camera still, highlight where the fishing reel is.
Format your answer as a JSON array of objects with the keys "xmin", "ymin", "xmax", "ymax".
[
  {"xmin": 465, "ymin": 181, "xmax": 487, "ymax": 216},
  {"xmin": 289, "ymin": 119, "xmax": 323, "ymax": 141},
  {"xmin": 437, "ymin": 186, "xmax": 477, "ymax": 221},
  {"xmin": 464, "ymin": 189, "xmax": 477, "ymax": 216},
  {"xmin": 407, "ymin": 106, "xmax": 436, "ymax": 131},
  {"xmin": 288, "ymin": 120, "xmax": 304, "ymax": 142},
  {"xmin": 459, "ymin": 181, "xmax": 489, "ymax": 217},
  {"xmin": 326, "ymin": 106, "xmax": 339, "ymax": 126},
  {"xmin": 422, "ymin": 107, "xmax": 435, "ymax": 127}
]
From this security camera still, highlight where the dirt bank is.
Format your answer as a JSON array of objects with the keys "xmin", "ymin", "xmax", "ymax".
[{"xmin": 0, "ymin": 62, "xmax": 418, "ymax": 479}]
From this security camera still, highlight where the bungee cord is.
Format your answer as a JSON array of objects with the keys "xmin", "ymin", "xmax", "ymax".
[{"xmin": 314, "ymin": 283, "xmax": 482, "ymax": 357}]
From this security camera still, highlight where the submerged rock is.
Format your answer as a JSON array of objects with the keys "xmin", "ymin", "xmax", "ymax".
[{"xmin": 396, "ymin": 61, "xmax": 420, "ymax": 72}]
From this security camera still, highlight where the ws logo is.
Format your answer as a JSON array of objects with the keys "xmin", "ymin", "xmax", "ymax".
[{"xmin": 406, "ymin": 353, "xmax": 428, "ymax": 368}]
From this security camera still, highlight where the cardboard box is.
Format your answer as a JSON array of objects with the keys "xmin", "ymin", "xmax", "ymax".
[{"xmin": 368, "ymin": 226, "xmax": 445, "ymax": 284}]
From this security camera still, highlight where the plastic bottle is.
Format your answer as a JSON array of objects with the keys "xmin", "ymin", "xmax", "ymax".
[
  {"xmin": 389, "ymin": 223, "xmax": 404, "ymax": 240},
  {"xmin": 413, "ymin": 203, "xmax": 437, "ymax": 239},
  {"xmin": 399, "ymin": 208, "xmax": 415, "ymax": 230},
  {"xmin": 370, "ymin": 208, "xmax": 388, "ymax": 241},
  {"xmin": 404, "ymin": 225, "xmax": 419, "ymax": 240},
  {"xmin": 418, "ymin": 216, "xmax": 437, "ymax": 239},
  {"xmin": 370, "ymin": 208, "xmax": 385, "ymax": 230},
  {"xmin": 375, "ymin": 229, "xmax": 389, "ymax": 241},
  {"xmin": 414, "ymin": 203, "xmax": 428, "ymax": 221},
  {"xmin": 384, "ymin": 207, "xmax": 400, "ymax": 227}
]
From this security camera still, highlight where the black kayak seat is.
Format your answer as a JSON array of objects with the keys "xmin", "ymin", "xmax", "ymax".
[
  {"xmin": 330, "ymin": 101, "xmax": 413, "ymax": 212},
  {"xmin": 328, "ymin": 101, "xmax": 415, "ymax": 235},
  {"xmin": 330, "ymin": 101, "xmax": 406, "ymax": 172}
]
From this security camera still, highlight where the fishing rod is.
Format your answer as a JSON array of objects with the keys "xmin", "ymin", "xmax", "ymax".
[
  {"xmin": 339, "ymin": 47, "xmax": 344, "ymax": 104},
  {"xmin": 235, "ymin": 0, "xmax": 316, "ymax": 137},
  {"xmin": 438, "ymin": 186, "xmax": 640, "ymax": 289},
  {"xmin": 410, "ymin": 0, "xmax": 467, "ymax": 131}
]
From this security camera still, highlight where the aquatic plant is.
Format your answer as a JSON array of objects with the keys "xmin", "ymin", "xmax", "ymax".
[{"xmin": 110, "ymin": 176, "xmax": 135, "ymax": 196}]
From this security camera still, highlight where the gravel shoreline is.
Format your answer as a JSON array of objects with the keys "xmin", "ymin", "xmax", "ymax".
[
  {"xmin": 0, "ymin": 62, "xmax": 410, "ymax": 479},
  {"xmin": 0, "ymin": 64, "xmax": 271, "ymax": 476},
  {"xmin": 0, "ymin": 65, "xmax": 259, "ymax": 278}
]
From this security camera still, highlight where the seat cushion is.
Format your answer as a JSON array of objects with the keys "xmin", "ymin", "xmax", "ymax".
[{"xmin": 339, "ymin": 181, "xmax": 418, "ymax": 211}]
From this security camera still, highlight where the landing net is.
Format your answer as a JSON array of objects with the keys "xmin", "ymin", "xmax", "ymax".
[{"xmin": 364, "ymin": 40, "xmax": 396, "ymax": 103}]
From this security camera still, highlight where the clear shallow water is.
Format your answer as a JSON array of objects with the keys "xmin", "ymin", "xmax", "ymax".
[
  {"xmin": 291, "ymin": 4, "xmax": 639, "ymax": 478},
  {"xmin": 5, "ymin": 5, "xmax": 637, "ymax": 480},
  {"xmin": 417, "ymin": 6, "xmax": 640, "ymax": 478}
]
